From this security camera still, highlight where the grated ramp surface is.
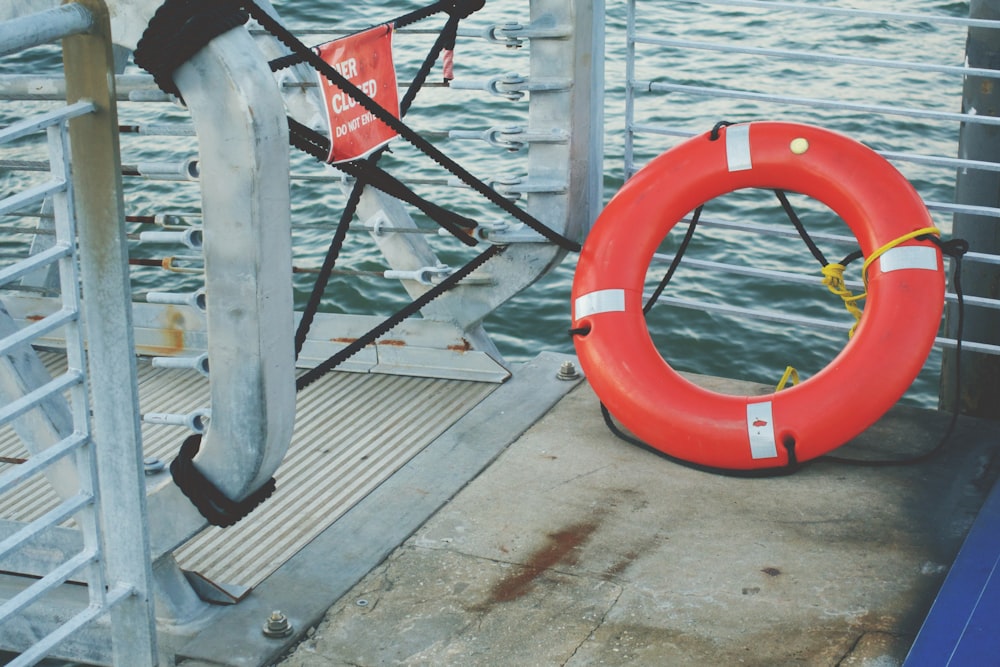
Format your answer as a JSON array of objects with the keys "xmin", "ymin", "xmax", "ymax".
[{"xmin": 0, "ymin": 352, "xmax": 496, "ymax": 589}]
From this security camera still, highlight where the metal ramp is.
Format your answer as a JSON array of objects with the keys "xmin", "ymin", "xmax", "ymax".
[
  {"xmin": 0, "ymin": 0, "xmax": 597, "ymax": 662},
  {"xmin": 1, "ymin": 354, "xmax": 497, "ymax": 591}
]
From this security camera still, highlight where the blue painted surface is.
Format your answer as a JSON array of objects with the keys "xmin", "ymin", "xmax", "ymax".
[{"xmin": 904, "ymin": 478, "xmax": 1000, "ymax": 666}]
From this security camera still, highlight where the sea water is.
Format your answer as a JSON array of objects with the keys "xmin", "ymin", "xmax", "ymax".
[{"xmin": 0, "ymin": 0, "xmax": 975, "ymax": 409}]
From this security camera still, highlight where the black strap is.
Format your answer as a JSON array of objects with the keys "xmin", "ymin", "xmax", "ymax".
[{"xmin": 169, "ymin": 434, "xmax": 276, "ymax": 527}]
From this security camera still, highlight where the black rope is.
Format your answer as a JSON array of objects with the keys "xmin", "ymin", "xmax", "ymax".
[
  {"xmin": 267, "ymin": 0, "xmax": 479, "ymax": 71},
  {"xmin": 601, "ymin": 404, "xmax": 803, "ymax": 478},
  {"xmin": 288, "ymin": 119, "xmax": 479, "ymax": 243},
  {"xmin": 709, "ymin": 120, "xmax": 735, "ymax": 141},
  {"xmin": 292, "ymin": 154, "xmax": 365, "ymax": 360},
  {"xmin": 644, "ymin": 205, "xmax": 703, "ymax": 314},
  {"xmin": 773, "ymin": 189, "xmax": 829, "ymax": 267},
  {"xmin": 169, "ymin": 434, "xmax": 276, "ymax": 527}
]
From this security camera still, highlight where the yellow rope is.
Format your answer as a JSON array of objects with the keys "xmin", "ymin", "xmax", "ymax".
[
  {"xmin": 821, "ymin": 226, "xmax": 940, "ymax": 338},
  {"xmin": 776, "ymin": 366, "xmax": 799, "ymax": 391},
  {"xmin": 821, "ymin": 263, "xmax": 866, "ymax": 337},
  {"xmin": 781, "ymin": 229, "xmax": 940, "ymax": 388}
]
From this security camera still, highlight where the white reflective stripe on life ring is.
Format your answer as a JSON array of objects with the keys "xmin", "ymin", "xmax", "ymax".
[
  {"xmin": 574, "ymin": 289, "xmax": 626, "ymax": 319},
  {"xmin": 878, "ymin": 245, "xmax": 939, "ymax": 273},
  {"xmin": 726, "ymin": 124, "xmax": 753, "ymax": 172},
  {"xmin": 746, "ymin": 401, "xmax": 778, "ymax": 459}
]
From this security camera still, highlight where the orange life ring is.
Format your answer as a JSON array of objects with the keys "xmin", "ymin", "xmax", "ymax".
[{"xmin": 571, "ymin": 122, "xmax": 945, "ymax": 471}]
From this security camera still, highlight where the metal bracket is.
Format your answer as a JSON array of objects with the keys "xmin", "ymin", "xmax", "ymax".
[
  {"xmin": 448, "ymin": 125, "xmax": 569, "ymax": 152},
  {"xmin": 384, "ymin": 264, "xmax": 452, "ymax": 285},
  {"xmin": 143, "ymin": 409, "xmax": 211, "ymax": 433},
  {"xmin": 450, "ymin": 72, "xmax": 571, "ymax": 101},
  {"xmin": 489, "ymin": 175, "xmax": 567, "ymax": 198},
  {"xmin": 472, "ymin": 221, "xmax": 549, "ymax": 244},
  {"xmin": 482, "ymin": 14, "xmax": 571, "ymax": 49}
]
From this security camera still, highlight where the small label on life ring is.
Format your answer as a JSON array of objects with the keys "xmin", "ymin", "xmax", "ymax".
[
  {"xmin": 746, "ymin": 401, "xmax": 778, "ymax": 459},
  {"xmin": 574, "ymin": 289, "xmax": 626, "ymax": 319},
  {"xmin": 726, "ymin": 124, "xmax": 753, "ymax": 172}
]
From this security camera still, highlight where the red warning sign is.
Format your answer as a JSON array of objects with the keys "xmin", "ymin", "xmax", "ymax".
[{"xmin": 315, "ymin": 25, "xmax": 400, "ymax": 163}]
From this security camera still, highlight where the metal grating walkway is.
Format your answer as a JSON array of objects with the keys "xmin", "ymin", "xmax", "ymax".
[{"xmin": 0, "ymin": 352, "xmax": 497, "ymax": 589}]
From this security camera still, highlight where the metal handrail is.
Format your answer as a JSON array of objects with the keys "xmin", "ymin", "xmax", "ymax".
[
  {"xmin": 0, "ymin": 4, "xmax": 93, "ymax": 57},
  {"xmin": 625, "ymin": 0, "xmax": 1000, "ymax": 374},
  {"xmin": 676, "ymin": 0, "xmax": 1000, "ymax": 29}
]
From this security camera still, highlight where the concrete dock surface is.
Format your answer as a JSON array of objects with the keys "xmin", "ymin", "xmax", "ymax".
[{"xmin": 272, "ymin": 375, "xmax": 1000, "ymax": 667}]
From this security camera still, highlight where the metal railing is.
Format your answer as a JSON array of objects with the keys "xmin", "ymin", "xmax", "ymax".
[
  {"xmin": 624, "ymin": 0, "xmax": 1000, "ymax": 412},
  {"xmin": 0, "ymin": 2, "xmax": 156, "ymax": 665}
]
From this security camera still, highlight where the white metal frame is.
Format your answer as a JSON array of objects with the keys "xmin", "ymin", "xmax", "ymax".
[{"xmin": 0, "ymin": 2, "xmax": 156, "ymax": 665}]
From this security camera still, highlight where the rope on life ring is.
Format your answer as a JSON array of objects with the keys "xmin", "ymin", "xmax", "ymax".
[{"xmin": 571, "ymin": 121, "xmax": 946, "ymax": 472}]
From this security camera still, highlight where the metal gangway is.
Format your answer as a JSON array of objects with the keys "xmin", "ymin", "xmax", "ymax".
[
  {"xmin": 0, "ymin": 1, "xmax": 156, "ymax": 665},
  {"xmin": 0, "ymin": 0, "xmax": 602, "ymax": 664}
]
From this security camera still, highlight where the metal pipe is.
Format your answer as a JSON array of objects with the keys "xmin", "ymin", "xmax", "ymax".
[
  {"xmin": 137, "ymin": 228, "xmax": 203, "ymax": 249},
  {"xmin": 131, "ymin": 159, "xmax": 200, "ymax": 181},
  {"xmin": 640, "ymin": 81, "xmax": 1000, "ymax": 127},
  {"xmin": 142, "ymin": 16, "xmax": 295, "ymax": 561},
  {"xmin": 151, "ymin": 354, "xmax": 209, "ymax": 377},
  {"xmin": 142, "ymin": 410, "xmax": 210, "ymax": 434},
  {"xmin": 0, "ymin": 74, "xmax": 171, "ymax": 102},
  {"xmin": 0, "ymin": 4, "xmax": 92, "ymax": 57},
  {"xmin": 682, "ymin": 0, "xmax": 1000, "ymax": 29},
  {"xmin": 145, "ymin": 289, "xmax": 207, "ymax": 311}
]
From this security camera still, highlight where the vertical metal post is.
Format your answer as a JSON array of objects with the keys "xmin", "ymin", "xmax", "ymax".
[
  {"xmin": 61, "ymin": 0, "xmax": 158, "ymax": 664},
  {"xmin": 941, "ymin": 0, "xmax": 1000, "ymax": 418},
  {"xmin": 624, "ymin": 0, "xmax": 637, "ymax": 180}
]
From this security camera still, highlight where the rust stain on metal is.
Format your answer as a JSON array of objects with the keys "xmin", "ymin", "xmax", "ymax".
[
  {"xmin": 25, "ymin": 315, "xmax": 45, "ymax": 322},
  {"xmin": 447, "ymin": 338, "xmax": 473, "ymax": 352},
  {"xmin": 329, "ymin": 338, "xmax": 406, "ymax": 347},
  {"xmin": 137, "ymin": 306, "xmax": 186, "ymax": 357},
  {"xmin": 162, "ymin": 307, "xmax": 186, "ymax": 354}
]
